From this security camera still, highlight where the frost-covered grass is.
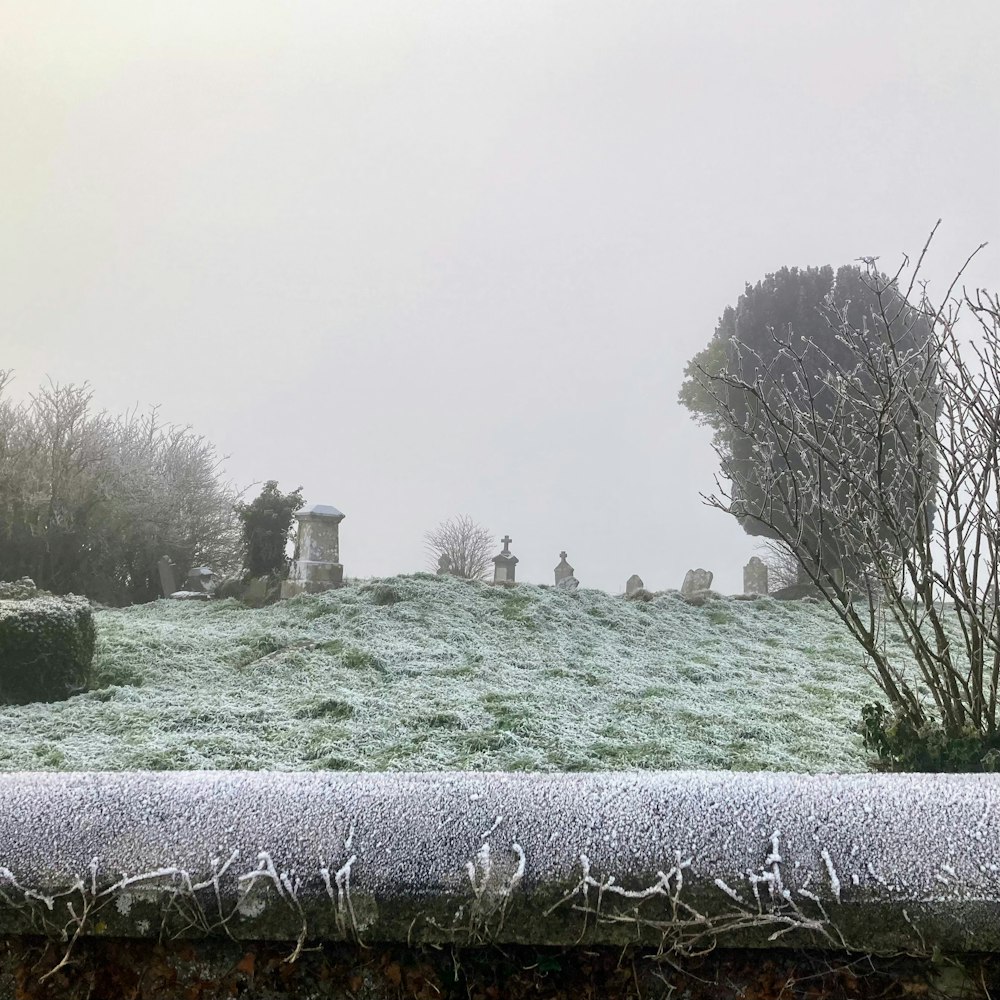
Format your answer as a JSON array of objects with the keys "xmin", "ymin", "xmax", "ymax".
[{"xmin": 0, "ymin": 575, "xmax": 885, "ymax": 773}]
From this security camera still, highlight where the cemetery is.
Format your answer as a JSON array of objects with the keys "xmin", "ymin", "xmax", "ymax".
[
  {"xmin": 5, "ymin": 1, "xmax": 999, "ymax": 992},
  {"xmin": 5, "ymin": 260, "xmax": 1000, "ymax": 987},
  {"xmin": 1, "ymin": 511, "xmax": 999, "ymax": 997}
]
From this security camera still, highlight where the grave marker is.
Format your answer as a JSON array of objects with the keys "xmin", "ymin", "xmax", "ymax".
[
  {"xmin": 492, "ymin": 535, "xmax": 518, "ymax": 584},
  {"xmin": 681, "ymin": 568, "xmax": 713, "ymax": 596},
  {"xmin": 281, "ymin": 503, "xmax": 346, "ymax": 598},
  {"xmin": 743, "ymin": 556, "xmax": 769, "ymax": 596},
  {"xmin": 157, "ymin": 556, "xmax": 177, "ymax": 598}
]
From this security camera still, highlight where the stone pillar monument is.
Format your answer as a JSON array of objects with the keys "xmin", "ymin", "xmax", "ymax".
[
  {"xmin": 281, "ymin": 504, "xmax": 345, "ymax": 598},
  {"xmin": 492, "ymin": 535, "xmax": 518, "ymax": 585},
  {"xmin": 743, "ymin": 556, "xmax": 769, "ymax": 596}
]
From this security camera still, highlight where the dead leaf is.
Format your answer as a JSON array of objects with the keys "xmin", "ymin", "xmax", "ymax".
[{"xmin": 235, "ymin": 951, "xmax": 256, "ymax": 977}]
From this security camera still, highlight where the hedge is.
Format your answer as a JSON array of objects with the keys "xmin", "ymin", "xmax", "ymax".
[{"xmin": 0, "ymin": 596, "xmax": 95, "ymax": 703}]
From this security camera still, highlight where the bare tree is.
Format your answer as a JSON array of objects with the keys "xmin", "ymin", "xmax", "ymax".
[
  {"xmin": 424, "ymin": 515, "xmax": 494, "ymax": 580},
  {"xmin": 0, "ymin": 375, "xmax": 240, "ymax": 604},
  {"xmin": 694, "ymin": 225, "xmax": 1000, "ymax": 767},
  {"xmin": 753, "ymin": 539, "xmax": 801, "ymax": 591}
]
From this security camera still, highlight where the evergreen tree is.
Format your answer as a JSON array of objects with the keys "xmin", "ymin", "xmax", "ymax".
[
  {"xmin": 679, "ymin": 264, "xmax": 935, "ymax": 583},
  {"xmin": 234, "ymin": 481, "xmax": 304, "ymax": 578}
]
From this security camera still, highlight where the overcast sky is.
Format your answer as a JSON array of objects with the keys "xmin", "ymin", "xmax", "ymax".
[{"xmin": 2, "ymin": 1, "xmax": 998, "ymax": 593}]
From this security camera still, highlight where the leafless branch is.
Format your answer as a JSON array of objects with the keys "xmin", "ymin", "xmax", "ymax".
[
  {"xmin": 697, "ymin": 232, "xmax": 1000, "ymax": 752},
  {"xmin": 424, "ymin": 515, "xmax": 494, "ymax": 581}
]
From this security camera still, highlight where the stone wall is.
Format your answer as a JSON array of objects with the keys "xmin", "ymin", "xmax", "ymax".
[{"xmin": 1, "ymin": 770, "xmax": 998, "ymax": 960}]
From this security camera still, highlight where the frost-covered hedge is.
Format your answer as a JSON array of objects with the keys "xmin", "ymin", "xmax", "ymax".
[{"xmin": 0, "ymin": 596, "xmax": 95, "ymax": 704}]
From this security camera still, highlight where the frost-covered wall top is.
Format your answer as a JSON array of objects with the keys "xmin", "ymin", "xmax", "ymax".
[{"xmin": 0, "ymin": 770, "xmax": 998, "ymax": 956}]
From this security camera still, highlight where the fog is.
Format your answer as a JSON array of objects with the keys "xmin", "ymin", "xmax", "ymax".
[{"xmin": 3, "ymin": 1, "xmax": 998, "ymax": 592}]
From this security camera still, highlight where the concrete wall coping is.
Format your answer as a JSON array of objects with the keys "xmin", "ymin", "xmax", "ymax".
[{"xmin": 0, "ymin": 770, "xmax": 997, "ymax": 956}]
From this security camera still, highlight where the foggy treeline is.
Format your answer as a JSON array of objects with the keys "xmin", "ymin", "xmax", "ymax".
[{"xmin": 0, "ymin": 373, "xmax": 238, "ymax": 605}]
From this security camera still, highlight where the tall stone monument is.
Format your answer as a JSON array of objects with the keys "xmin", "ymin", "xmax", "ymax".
[
  {"xmin": 626, "ymin": 574, "xmax": 644, "ymax": 596},
  {"xmin": 281, "ymin": 503, "xmax": 346, "ymax": 598},
  {"xmin": 157, "ymin": 556, "xmax": 178, "ymax": 598},
  {"xmin": 743, "ymin": 556, "xmax": 769, "ymax": 596},
  {"xmin": 492, "ymin": 535, "xmax": 518, "ymax": 585}
]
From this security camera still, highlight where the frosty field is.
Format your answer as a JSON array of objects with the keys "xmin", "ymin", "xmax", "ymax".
[{"xmin": 0, "ymin": 574, "xmax": 888, "ymax": 773}]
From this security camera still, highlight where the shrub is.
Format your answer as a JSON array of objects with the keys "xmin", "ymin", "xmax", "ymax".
[
  {"xmin": 0, "ymin": 577, "xmax": 42, "ymax": 600},
  {"xmin": 0, "ymin": 596, "xmax": 96, "ymax": 703},
  {"xmin": 861, "ymin": 702, "xmax": 1000, "ymax": 773},
  {"xmin": 234, "ymin": 481, "xmax": 304, "ymax": 579},
  {"xmin": 0, "ymin": 374, "xmax": 241, "ymax": 605}
]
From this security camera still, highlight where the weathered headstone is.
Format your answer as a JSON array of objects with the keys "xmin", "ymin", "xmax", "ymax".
[
  {"xmin": 185, "ymin": 566, "xmax": 214, "ymax": 594},
  {"xmin": 492, "ymin": 535, "xmax": 518, "ymax": 585},
  {"xmin": 437, "ymin": 553, "xmax": 452, "ymax": 576},
  {"xmin": 281, "ymin": 503, "xmax": 346, "ymax": 598},
  {"xmin": 681, "ymin": 568, "xmax": 713, "ymax": 596},
  {"xmin": 554, "ymin": 551, "xmax": 574, "ymax": 587},
  {"xmin": 242, "ymin": 576, "xmax": 270, "ymax": 606},
  {"xmin": 626, "ymin": 574, "xmax": 644, "ymax": 596},
  {"xmin": 157, "ymin": 557, "xmax": 177, "ymax": 599},
  {"xmin": 743, "ymin": 557, "xmax": 768, "ymax": 596}
]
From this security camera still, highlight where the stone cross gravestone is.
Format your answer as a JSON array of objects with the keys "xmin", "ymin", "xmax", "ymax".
[
  {"xmin": 743, "ymin": 556, "xmax": 769, "ymax": 596},
  {"xmin": 681, "ymin": 568, "xmax": 713, "ymax": 596},
  {"xmin": 281, "ymin": 503, "xmax": 346, "ymax": 598},
  {"xmin": 492, "ymin": 535, "xmax": 518, "ymax": 584},
  {"xmin": 157, "ymin": 556, "xmax": 177, "ymax": 598},
  {"xmin": 626, "ymin": 574, "xmax": 644, "ymax": 596},
  {"xmin": 554, "ymin": 551, "xmax": 574, "ymax": 587}
]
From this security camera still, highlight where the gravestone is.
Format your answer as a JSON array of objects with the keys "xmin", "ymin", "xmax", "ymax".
[
  {"xmin": 554, "ymin": 552, "xmax": 574, "ymax": 587},
  {"xmin": 185, "ymin": 566, "xmax": 214, "ymax": 594},
  {"xmin": 743, "ymin": 557, "xmax": 768, "ymax": 596},
  {"xmin": 242, "ymin": 576, "xmax": 270, "ymax": 606},
  {"xmin": 626, "ymin": 574, "xmax": 644, "ymax": 596},
  {"xmin": 681, "ymin": 568, "xmax": 713, "ymax": 596},
  {"xmin": 157, "ymin": 557, "xmax": 177, "ymax": 599},
  {"xmin": 492, "ymin": 535, "xmax": 518, "ymax": 585},
  {"xmin": 437, "ymin": 554, "xmax": 452, "ymax": 576},
  {"xmin": 281, "ymin": 503, "xmax": 346, "ymax": 598}
]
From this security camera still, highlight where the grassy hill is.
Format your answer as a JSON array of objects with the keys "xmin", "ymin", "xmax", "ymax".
[{"xmin": 0, "ymin": 574, "xmax": 887, "ymax": 773}]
